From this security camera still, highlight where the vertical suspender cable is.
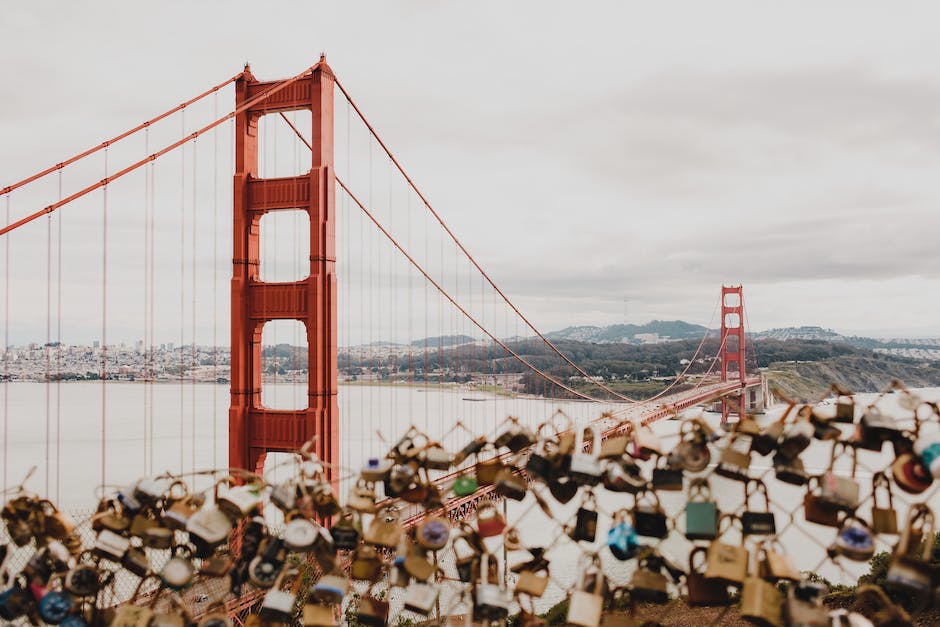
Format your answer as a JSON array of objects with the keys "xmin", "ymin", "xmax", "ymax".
[
  {"xmin": 148, "ymin": 154, "xmax": 156, "ymax": 474},
  {"xmin": 56, "ymin": 173, "xmax": 62, "ymax": 503},
  {"xmin": 191, "ymin": 136, "xmax": 197, "ymax": 474},
  {"xmin": 212, "ymin": 92, "xmax": 219, "ymax": 470},
  {"xmin": 3, "ymin": 194, "xmax": 9, "ymax": 493},
  {"xmin": 101, "ymin": 148, "xmax": 109, "ymax": 488},
  {"xmin": 179, "ymin": 110, "xmax": 186, "ymax": 474},
  {"xmin": 45, "ymin": 196, "xmax": 52, "ymax": 496},
  {"xmin": 143, "ymin": 127, "xmax": 150, "ymax": 475}
]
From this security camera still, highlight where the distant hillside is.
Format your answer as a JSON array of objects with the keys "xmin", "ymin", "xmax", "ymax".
[
  {"xmin": 410, "ymin": 335, "xmax": 475, "ymax": 349},
  {"xmin": 766, "ymin": 355, "xmax": 940, "ymax": 400},
  {"xmin": 546, "ymin": 320, "xmax": 710, "ymax": 344}
]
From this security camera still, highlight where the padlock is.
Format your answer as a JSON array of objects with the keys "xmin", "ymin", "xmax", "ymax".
[
  {"xmin": 705, "ymin": 514, "xmax": 748, "ymax": 586},
  {"xmin": 670, "ymin": 419, "xmax": 712, "ymax": 471},
  {"xmin": 828, "ymin": 516, "xmax": 875, "ymax": 562},
  {"xmin": 451, "ymin": 473, "xmax": 479, "ymax": 501},
  {"xmin": 452, "ymin": 532, "xmax": 482, "ymax": 583},
  {"xmin": 714, "ymin": 432, "xmax": 751, "ymax": 482},
  {"xmin": 364, "ymin": 506, "xmax": 403, "ymax": 548},
  {"xmin": 858, "ymin": 406, "xmax": 901, "ymax": 447},
  {"xmin": 403, "ymin": 546, "xmax": 436, "ymax": 581},
  {"xmin": 741, "ymin": 479, "xmax": 776, "ymax": 536},
  {"xmin": 121, "ymin": 545, "xmax": 150, "ymax": 578},
  {"xmin": 475, "ymin": 455, "xmax": 505, "ymax": 486},
  {"xmin": 685, "ymin": 478, "xmax": 719, "ymax": 541},
  {"xmin": 160, "ymin": 545, "xmax": 195, "ymax": 590},
  {"xmin": 686, "ymin": 546, "xmax": 730, "ymax": 606},
  {"xmin": 403, "ymin": 581, "xmax": 439, "ymax": 615},
  {"xmin": 777, "ymin": 407, "xmax": 815, "ymax": 459},
  {"xmin": 281, "ymin": 514, "xmax": 318, "ymax": 553},
  {"xmin": 452, "ymin": 435, "xmax": 488, "ymax": 466},
  {"xmin": 64, "ymin": 554, "xmax": 102, "ymax": 598},
  {"xmin": 631, "ymin": 554, "xmax": 669, "ymax": 604},
  {"xmin": 740, "ymin": 574, "xmax": 783, "ymax": 627},
  {"xmin": 515, "ymin": 561, "xmax": 550, "ymax": 597},
  {"xmin": 569, "ymin": 425, "xmax": 603, "ymax": 486},
  {"xmin": 259, "ymin": 567, "xmax": 299, "ymax": 622},
  {"xmin": 161, "ymin": 481, "xmax": 203, "ymax": 530},
  {"xmin": 885, "ymin": 503, "xmax": 935, "ymax": 609},
  {"xmin": 651, "ymin": 456, "xmax": 683, "ymax": 492},
  {"xmin": 303, "ymin": 601, "xmax": 337, "ymax": 627},
  {"xmin": 308, "ymin": 476, "xmax": 343, "ymax": 517},
  {"xmin": 93, "ymin": 528, "xmax": 130, "ymax": 563},
  {"xmin": 216, "ymin": 480, "xmax": 264, "ymax": 520},
  {"xmin": 199, "ymin": 556, "xmax": 233, "ymax": 578},
  {"xmin": 833, "ymin": 390, "xmax": 855, "ymax": 423},
  {"xmin": 347, "ymin": 480, "xmax": 378, "ymax": 513},
  {"xmin": 472, "ymin": 553, "xmax": 511, "ymax": 622},
  {"xmin": 602, "ymin": 457, "xmax": 646, "ymax": 493},
  {"xmin": 385, "ymin": 461, "xmax": 417, "ymax": 497},
  {"xmin": 38, "ymin": 499, "xmax": 76, "ymax": 541},
  {"xmin": 547, "ymin": 475, "xmax": 579, "ymax": 503},
  {"xmin": 328, "ymin": 509, "xmax": 362, "ymax": 551},
  {"xmin": 416, "ymin": 515, "xmax": 451, "ymax": 550},
  {"xmin": 818, "ymin": 442, "xmax": 860, "ymax": 511},
  {"xmin": 571, "ymin": 492, "xmax": 599, "ymax": 542},
  {"xmin": 355, "ymin": 590, "xmax": 390, "ymax": 626},
  {"xmin": 891, "ymin": 452, "xmax": 933, "ymax": 494},
  {"xmin": 870, "ymin": 471, "xmax": 898, "ymax": 534},
  {"xmin": 248, "ymin": 537, "xmax": 287, "ymax": 589},
  {"xmin": 751, "ymin": 414, "xmax": 785, "ymax": 457},
  {"xmin": 476, "ymin": 501, "xmax": 507, "ymax": 537},
  {"xmin": 311, "ymin": 572, "xmax": 348, "ymax": 604},
  {"xmin": 632, "ymin": 489, "xmax": 668, "ymax": 539},
  {"xmin": 756, "ymin": 540, "xmax": 800, "ymax": 582},
  {"xmin": 803, "ymin": 491, "xmax": 842, "ymax": 528},
  {"xmin": 128, "ymin": 506, "xmax": 161, "ymax": 540},
  {"xmin": 783, "ymin": 581, "xmax": 829, "ymax": 627},
  {"xmin": 914, "ymin": 431, "xmax": 940, "ymax": 479},
  {"xmin": 494, "ymin": 416, "xmax": 536, "ymax": 453},
  {"xmin": 853, "ymin": 584, "xmax": 912, "ymax": 627},
  {"xmin": 630, "ymin": 424, "xmax": 662, "ymax": 460},
  {"xmin": 37, "ymin": 578, "xmax": 75, "ymax": 625},
  {"xmin": 773, "ymin": 452, "xmax": 809, "ymax": 486},
  {"xmin": 568, "ymin": 562, "xmax": 606, "ymax": 625},
  {"xmin": 360, "ymin": 457, "xmax": 392, "ymax": 482},
  {"xmin": 607, "ymin": 509, "xmax": 640, "ymax": 560},
  {"xmin": 107, "ymin": 575, "xmax": 160, "ymax": 627},
  {"xmin": 598, "ymin": 425, "xmax": 630, "ymax": 460},
  {"xmin": 526, "ymin": 423, "xmax": 565, "ymax": 482},
  {"xmin": 495, "ymin": 467, "xmax": 528, "ymax": 501},
  {"xmin": 350, "ymin": 545, "xmax": 384, "ymax": 582},
  {"xmin": 186, "ymin": 478, "xmax": 234, "ymax": 547},
  {"xmin": 423, "ymin": 441, "xmax": 453, "ymax": 470},
  {"xmin": 91, "ymin": 498, "xmax": 131, "ymax": 534}
]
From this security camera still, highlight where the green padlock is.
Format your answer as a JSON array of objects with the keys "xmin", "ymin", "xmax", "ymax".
[
  {"xmin": 452, "ymin": 475, "xmax": 478, "ymax": 497},
  {"xmin": 685, "ymin": 478, "xmax": 719, "ymax": 541}
]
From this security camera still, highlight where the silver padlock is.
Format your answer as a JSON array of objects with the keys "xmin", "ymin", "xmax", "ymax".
[
  {"xmin": 567, "ymin": 562, "xmax": 605, "ymax": 627},
  {"xmin": 472, "ymin": 553, "xmax": 510, "ymax": 622},
  {"xmin": 186, "ymin": 506, "xmax": 233, "ymax": 547},
  {"xmin": 311, "ymin": 573, "xmax": 348, "ymax": 604},
  {"xmin": 569, "ymin": 425, "xmax": 603, "ymax": 486},
  {"xmin": 93, "ymin": 529, "xmax": 130, "ymax": 563},
  {"xmin": 404, "ymin": 581, "xmax": 439, "ymax": 616},
  {"xmin": 259, "ymin": 568, "xmax": 299, "ymax": 622},
  {"xmin": 270, "ymin": 479, "xmax": 298, "ymax": 512},
  {"xmin": 133, "ymin": 477, "xmax": 169, "ymax": 504},
  {"xmin": 284, "ymin": 516, "xmax": 320, "ymax": 553},
  {"xmin": 216, "ymin": 482, "xmax": 264, "ymax": 520}
]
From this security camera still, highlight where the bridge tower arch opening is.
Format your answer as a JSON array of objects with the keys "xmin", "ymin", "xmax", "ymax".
[{"xmin": 229, "ymin": 58, "xmax": 338, "ymax": 478}]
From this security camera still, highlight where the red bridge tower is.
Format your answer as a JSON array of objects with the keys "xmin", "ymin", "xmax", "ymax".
[
  {"xmin": 720, "ymin": 285, "xmax": 747, "ymax": 425},
  {"xmin": 229, "ymin": 59, "xmax": 338, "ymax": 475}
]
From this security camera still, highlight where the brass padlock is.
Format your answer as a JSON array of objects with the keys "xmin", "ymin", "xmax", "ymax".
[
  {"xmin": 885, "ymin": 503, "xmax": 935, "ymax": 609},
  {"xmin": 714, "ymin": 432, "xmax": 751, "ymax": 482},
  {"xmin": 631, "ymin": 554, "xmax": 669, "ymax": 604},
  {"xmin": 756, "ymin": 540, "xmax": 800, "ymax": 582},
  {"xmin": 350, "ymin": 545, "xmax": 384, "ymax": 582},
  {"xmin": 569, "ymin": 425, "xmax": 603, "ymax": 486},
  {"xmin": 870, "ymin": 471, "xmax": 898, "ymax": 534},
  {"xmin": 740, "ymin": 575, "xmax": 783, "ymax": 627},
  {"xmin": 347, "ymin": 480, "xmax": 378, "ymax": 514},
  {"xmin": 705, "ymin": 514, "xmax": 748, "ymax": 586},
  {"xmin": 364, "ymin": 506, "xmax": 403, "ymax": 548},
  {"xmin": 567, "ymin": 562, "xmax": 605, "ymax": 626},
  {"xmin": 514, "ymin": 561, "xmax": 550, "ymax": 598}
]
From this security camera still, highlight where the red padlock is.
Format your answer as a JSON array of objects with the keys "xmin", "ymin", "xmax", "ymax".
[{"xmin": 476, "ymin": 502, "xmax": 507, "ymax": 538}]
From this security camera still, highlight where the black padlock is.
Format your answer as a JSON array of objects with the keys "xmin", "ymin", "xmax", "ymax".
[
  {"xmin": 741, "ymin": 479, "xmax": 776, "ymax": 536},
  {"xmin": 633, "ymin": 490, "xmax": 668, "ymax": 539},
  {"xmin": 570, "ymin": 496, "xmax": 598, "ymax": 543}
]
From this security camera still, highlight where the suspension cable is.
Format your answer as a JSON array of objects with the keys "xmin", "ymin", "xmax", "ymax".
[
  {"xmin": 0, "ymin": 72, "xmax": 243, "ymax": 198},
  {"xmin": 1, "ymin": 61, "xmax": 325, "ymax": 238},
  {"xmin": 336, "ymin": 176, "xmax": 604, "ymax": 403},
  {"xmin": 333, "ymin": 77, "xmax": 637, "ymax": 403}
]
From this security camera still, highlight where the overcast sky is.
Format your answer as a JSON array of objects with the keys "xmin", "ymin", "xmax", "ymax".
[{"xmin": 2, "ymin": 1, "xmax": 940, "ymax": 344}]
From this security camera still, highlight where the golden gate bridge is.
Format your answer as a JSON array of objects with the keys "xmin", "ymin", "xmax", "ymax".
[{"xmin": 0, "ymin": 58, "xmax": 764, "ymax": 619}]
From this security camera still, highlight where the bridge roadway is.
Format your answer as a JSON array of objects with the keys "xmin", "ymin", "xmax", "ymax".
[{"xmin": 398, "ymin": 375, "xmax": 763, "ymax": 528}]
